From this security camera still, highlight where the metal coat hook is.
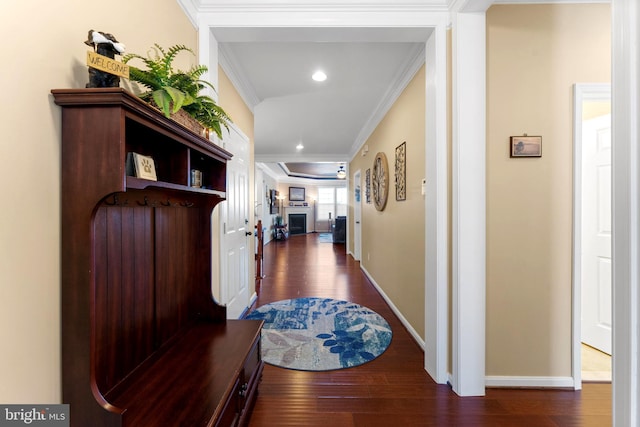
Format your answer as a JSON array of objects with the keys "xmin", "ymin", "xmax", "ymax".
[
  {"xmin": 137, "ymin": 196, "xmax": 150, "ymax": 206},
  {"xmin": 160, "ymin": 199, "xmax": 171, "ymax": 207},
  {"xmin": 104, "ymin": 194, "xmax": 119, "ymax": 206}
]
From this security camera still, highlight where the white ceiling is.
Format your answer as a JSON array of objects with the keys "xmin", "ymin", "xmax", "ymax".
[
  {"xmin": 183, "ymin": 0, "xmax": 595, "ymax": 180},
  {"xmin": 215, "ymin": 27, "xmax": 430, "ymax": 179}
]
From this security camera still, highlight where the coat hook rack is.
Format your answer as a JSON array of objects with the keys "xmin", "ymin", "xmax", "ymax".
[{"xmin": 104, "ymin": 194, "xmax": 119, "ymax": 206}]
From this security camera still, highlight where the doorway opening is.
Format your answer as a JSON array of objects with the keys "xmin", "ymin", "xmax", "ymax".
[{"xmin": 573, "ymin": 83, "xmax": 612, "ymax": 385}]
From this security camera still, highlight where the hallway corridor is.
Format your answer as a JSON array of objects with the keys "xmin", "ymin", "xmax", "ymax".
[{"xmin": 247, "ymin": 234, "xmax": 611, "ymax": 427}]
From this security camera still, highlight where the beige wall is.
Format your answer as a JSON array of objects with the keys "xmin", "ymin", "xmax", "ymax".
[
  {"xmin": 486, "ymin": 4, "xmax": 610, "ymax": 377},
  {"xmin": 218, "ymin": 67, "xmax": 254, "ymax": 146},
  {"xmin": 349, "ymin": 65, "xmax": 426, "ymax": 337},
  {"xmin": 0, "ymin": 0, "xmax": 611, "ymax": 404},
  {"xmin": 0, "ymin": 0, "xmax": 242, "ymax": 403}
]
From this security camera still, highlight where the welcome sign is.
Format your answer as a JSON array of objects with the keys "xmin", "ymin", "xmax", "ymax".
[{"xmin": 86, "ymin": 51, "xmax": 129, "ymax": 79}]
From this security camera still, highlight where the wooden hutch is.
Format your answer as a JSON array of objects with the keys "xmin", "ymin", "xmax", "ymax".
[{"xmin": 52, "ymin": 88, "xmax": 263, "ymax": 427}]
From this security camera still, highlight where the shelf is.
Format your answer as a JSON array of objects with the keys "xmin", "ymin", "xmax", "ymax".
[
  {"xmin": 53, "ymin": 88, "xmax": 262, "ymax": 427},
  {"xmin": 126, "ymin": 176, "xmax": 226, "ymax": 198}
]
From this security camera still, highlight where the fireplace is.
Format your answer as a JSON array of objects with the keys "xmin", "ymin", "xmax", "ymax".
[{"xmin": 288, "ymin": 214, "xmax": 307, "ymax": 235}]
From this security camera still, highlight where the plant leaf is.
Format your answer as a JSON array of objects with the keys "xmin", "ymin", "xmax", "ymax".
[
  {"xmin": 124, "ymin": 44, "xmax": 232, "ymax": 136},
  {"xmin": 151, "ymin": 90, "xmax": 172, "ymax": 117},
  {"xmin": 163, "ymin": 86, "xmax": 186, "ymax": 113}
]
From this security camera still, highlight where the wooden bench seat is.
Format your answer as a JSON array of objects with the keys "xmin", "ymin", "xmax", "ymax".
[{"xmin": 110, "ymin": 321, "xmax": 263, "ymax": 427}]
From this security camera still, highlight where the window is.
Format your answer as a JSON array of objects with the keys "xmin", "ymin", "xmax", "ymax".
[
  {"xmin": 317, "ymin": 187, "xmax": 334, "ymax": 220},
  {"xmin": 317, "ymin": 186, "xmax": 347, "ymax": 220}
]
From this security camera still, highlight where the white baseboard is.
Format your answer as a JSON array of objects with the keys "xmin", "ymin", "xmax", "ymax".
[
  {"xmin": 358, "ymin": 266, "xmax": 575, "ymax": 390},
  {"xmin": 360, "ymin": 265, "xmax": 425, "ymax": 350},
  {"xmin": 485, "ymin": 376, "xmax": 575, "ymax": 388},
  {"xmin": 238, "ymin": 292, "xmax": 259, "ymax": 319},
  {"xmin": 248, "ymin": 291, "xmax": 257, "ymax": 308}
]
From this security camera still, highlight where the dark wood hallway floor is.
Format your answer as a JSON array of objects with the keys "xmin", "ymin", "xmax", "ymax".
[{"xmin": 247, "ymin": 233, "xmax": 611, "ymax": 427}]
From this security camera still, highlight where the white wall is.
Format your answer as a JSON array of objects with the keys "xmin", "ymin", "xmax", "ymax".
[{"xmin": 256, "ymin": 167, "xmax": 280, "ymax": 243}]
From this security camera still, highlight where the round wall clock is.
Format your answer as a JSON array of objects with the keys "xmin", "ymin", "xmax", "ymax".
[{"xmin": 372, "ymin": 152, "xmax": 389, "ymax": 211}]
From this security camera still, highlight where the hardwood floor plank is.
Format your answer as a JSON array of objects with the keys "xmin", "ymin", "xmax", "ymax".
[
  {"xmin": 247, "ymin": 234, "xmax": 612, "ymax": 426},
  {"xmin": 250, "ymin": 411, "xmax": 354, "ymax": 427},
  {"xmin": 550, "ymin": 415, "xmax": 612, "ymax": 427},
  {"xmin": 354, "ymin": 413, "xmax": 561, "ymax": 427}
]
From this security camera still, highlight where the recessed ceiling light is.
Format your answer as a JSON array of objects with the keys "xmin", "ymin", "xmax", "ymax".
[
  {"xmin": 296, "ymin": 143, "xmax": 304, "ymax": 150},
  {"xmin": 312, "ymin": 71, "xmax": 327, "ymax": 82}
]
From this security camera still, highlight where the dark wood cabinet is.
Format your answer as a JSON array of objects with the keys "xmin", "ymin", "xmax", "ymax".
[{"xmin": 52, "ymin": 88, "xmax": 263, "ymax": 427}]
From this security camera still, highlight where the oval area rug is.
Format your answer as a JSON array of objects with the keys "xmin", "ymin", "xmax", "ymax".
[{"xmin": 245, "ymin": 297, "xmax": 392, "ymax": 371}]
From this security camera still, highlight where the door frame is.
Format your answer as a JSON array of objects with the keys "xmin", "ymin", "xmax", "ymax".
[
  {"xmin": 353, "ymin": 169, "xmax": 362, "ymax": 261},
  {"xmin": 185, "ymin": 0, "xmax": 494, "ymax": 397},
  {"xmin": 192, "ymin": 6, "xmax": 453, "ymax": 388},
  {"xmin": 572, "ymin": 83, "xmax": 611, "ymax": 389}
]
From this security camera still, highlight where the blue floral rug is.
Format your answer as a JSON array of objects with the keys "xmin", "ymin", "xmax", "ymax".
[{"xmin": 245, "ymin": 297, "xmax": 392, "ymax": 371}]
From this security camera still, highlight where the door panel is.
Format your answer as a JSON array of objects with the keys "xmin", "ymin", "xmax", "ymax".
[
  {"xmin": 581, "ymin": 114, "xmax": 611, "ymax": 355},
  {"xmin": 219, "ymin": 126, "xmax": 251, "ymax": 319}
]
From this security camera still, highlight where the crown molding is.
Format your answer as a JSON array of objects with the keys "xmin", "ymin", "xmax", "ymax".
[
  {"xmin": 492, "ymin": 0, "xmax": 608, "ymax": 3},
  {"xmin": 186, "ymin": 0, "xmax": 449, "ymax": 10},
  {"xmin": 257, "ymin": 162, "xmax": 348, "ymax": 184},
  {"xmin": 256, "ymin": 153, "xmax": 349, "ymax": 163},
  {"xmin": 449, "ymin": 0, "xmax": 494, "ymax": 12},
  {"xmin": 255, "ymin": 162, "xmax": 282, "ymax": 180},
  {"xmin": 179, "ymin": 0, "xmax": 451, "ymax": 27},
  {"xmin": 348, "ymin": 43, "xmax": 426, "ymax": 159},
  {"xmin": 176, "ymin": 0, "xmax": 199, "ymax": 28},
  {"xmin": 218, "ymin": 44, "xmax": 260, "ymax": 112}
]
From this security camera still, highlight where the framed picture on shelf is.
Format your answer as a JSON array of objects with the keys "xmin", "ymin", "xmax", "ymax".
[
  {"xmin": 126, "ymin": 152, "xmax": 157, "ymax": 181},
  {"xmin": 510, "ymin": 136, "xmax": 542, "ymax": 157},
  {"xmin": 289, "ymin": 187, "xmax": 305, "ymax": 201}
]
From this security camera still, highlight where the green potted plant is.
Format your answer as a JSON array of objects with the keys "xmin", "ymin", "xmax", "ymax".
[{"xmin": 122, "ymin": 44, "xmax": 231, "ymax": 139}]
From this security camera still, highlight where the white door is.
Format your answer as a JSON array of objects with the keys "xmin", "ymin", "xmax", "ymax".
[
  {"xmin": 219, "ymin": 125, "xmax": 251, "ymax": 319},
  {"xmin": 353, "ymin": 170, "xmax": 362, "ymax": 261},
  {"xmin": 581, "ymin": 114, "xmax": 612, "ymax": 355}
]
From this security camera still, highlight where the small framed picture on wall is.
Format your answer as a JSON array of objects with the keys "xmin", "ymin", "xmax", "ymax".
[{"xmin": 510, "ymin": 136, "xmax": 542, "ymax": 157}]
